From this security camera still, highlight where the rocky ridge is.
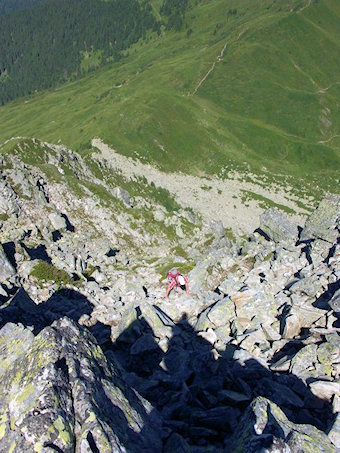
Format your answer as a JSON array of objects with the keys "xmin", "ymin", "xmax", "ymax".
[{"xmin": 0, "ymin": 139, "xmax": 339, "ymax": 452}]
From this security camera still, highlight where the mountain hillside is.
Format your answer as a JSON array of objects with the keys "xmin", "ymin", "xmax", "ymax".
[
  {"xmin": 0, "ymin": 0, "xmax": 339, "ymax": 198},
  {"xmin": 0, "ymin": 0, "xmax": 158, "ymax": 104},
  {"xmin": 0, "ymin": 0, "xmax": 47, "ymax": 14},
  {"xmin": 0, "ymin": 137, "xmax": 339, "ymax": 451}
]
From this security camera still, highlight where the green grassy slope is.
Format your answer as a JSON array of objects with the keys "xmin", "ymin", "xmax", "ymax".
[{"xmin": 0, "ymin": 0, "xmax": 339, "ymax": 195}]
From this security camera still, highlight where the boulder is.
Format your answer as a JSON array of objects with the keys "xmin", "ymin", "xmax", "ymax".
[
  {"xmin": 289, "ymin": 275, "xmax": 325, "ymax": 298},
  {"xmin": 207, "ymin": 296, "xmax": 236, "ymax": 328},
  {"xmin": 328, "ymin": 412, "xmax": 340, "ymax": 449},
  {"xmin": 227, "ymin": 396, "xmax": 336, "ymax": 453},
  {"xmin": 0, "ymin": 244, "xmax": 15, "ymax": 282},
  {"xmin": 0, "ymin": 318, "xmax": 162, "ymax": 452},
  {"xmin": 48, "ymin": 212, "xmax": 67, "ymax": 231},
  {"xmin": 113, "ymin": 187, "xmax": 132, "ymax": 208},
  {"xmin": 328, "ymin": 289, "xmax": 340, "ymax": 314},
  {"xmin": 290, "ymin": 344, "xmax": 319, "ymax": 381},
  {"xmin": 300, "ymin": 194, "xmax": 340, "ymax": 243},
  {"xmin": 309, "ymin": 381, "xmax": 340, "ymax": 402},
  {"xmin": 259, "ymin": 208, "xmax": 298, "ymax": 244}
]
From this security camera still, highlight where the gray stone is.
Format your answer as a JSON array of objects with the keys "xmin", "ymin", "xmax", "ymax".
[
  {"xmin": 113, "ymin": 187, "xmax": 132, "ymax": 208},
  {"xmin": 328, "ymin": 412, "xmax": 340, "ymax": 450},
  {"xmin": 0, "ymin": 244, "xmax": 15, "ymax": 282},
  {"xmin": 207, "ymin": 296, "xmax": 235, "ymax": 328},
  {"xmin": 329, "ymin": 288, "xmax": 340, "ymax": 313},
  {"xmin": 289, "ymin": 275, "xmax": 324, "ymax": 298},
  {"xmin": 290, "ymin": 344, "xmax": 319, "ymax": 381},
  {"xmin": 0, "ymin": 318, "xmax": 162, "ymax": 452},
  {"xmin": 227, "ymin": 396, "xmax": 336, "ymax": 453},
  {"xmin": 300, "ymin": 194, "xmax": 340, "ymax": 243},
  {"xmin": 309, "ymin": 381, "xmax": 340, "ymax": 402},
  {"xmin": 260, "ymin": 208, "xmax": 298, "ymax": 243},
  {"xmin": 48, "ymin": 212, "xmax": 67, "ymax": 231}
]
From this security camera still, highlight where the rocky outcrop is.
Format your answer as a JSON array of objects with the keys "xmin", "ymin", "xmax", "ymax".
[
  {"xmin": 260, "ymin": 207, "xmax": 298, "ymax": 244},
  {"xmin": 0, "ymin": 139, "xmax": 339, "ymax": 451},
  {"xmin": 0, "ymin": 318, "xmax": 162, "ymax": 452},
  {"xmin": 300, "ymin": 193, "xmax": 340, "ymax": 243}
]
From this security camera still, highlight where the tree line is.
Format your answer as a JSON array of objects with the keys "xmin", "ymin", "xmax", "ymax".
[
  {"xmin": 160, "ymin": 0, "xmax": 190, "ymax": 31},
  {"xmin": 0, "ymin": 0, "xmax": 47, "ymax": 15},
  {"xmin": 0, "ymin": 0, "xmax": 192, "ymax": 105},
  {"xmin": 0, "ymin": 0, "xmax": 159, "ymax": 105}
]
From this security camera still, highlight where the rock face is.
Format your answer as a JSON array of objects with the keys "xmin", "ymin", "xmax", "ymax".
[
  {"xmin": 300, "ymin": 194, "xmax": 340, "ymax": 243},
  {"xmin": 0, "ymin": 244, "xmax": 15, "ymax": 282},
  {"xmin": 0, "ymin": 318, "xmax": 162, "ymax": 453},
  {"xmin": 0, "ymin": 139, "xmax": 339, "ymax": 452},
  {"xmin": 260, "ymin": 208, "xmax": 298, "ymax": 244},
  {"xmin": 228, "ymin": 396, "xmax": 336, "ymax": 453}
]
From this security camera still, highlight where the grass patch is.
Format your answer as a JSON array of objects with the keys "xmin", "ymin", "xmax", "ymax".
[
  {"xmin": 31, "ymin": 260, "xmax": 74, "ymax": 287},
  {"xmin": 0, "ymin": 213, "xmax": 9, "ymax": 221},
  {"xmin": 241, "ymin": 190, "xmax": 296, "ymax": 214},
  {"xmin": 225, "ymin": 227, "xmax": 236, "ymax": 243}
]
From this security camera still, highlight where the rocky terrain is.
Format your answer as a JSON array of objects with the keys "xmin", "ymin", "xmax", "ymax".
[{"xmin": 0, "ymin": 138, "xmax": 339, "ymax": 452}]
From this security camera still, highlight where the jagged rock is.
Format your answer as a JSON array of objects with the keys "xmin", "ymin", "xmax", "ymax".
[
  {"xmin": 270, "ymin": 355, "xmax": 292, "ymax": 372},
  {"xmin": 113, "ymin": 187, "xmax": 132, "ymax": 208},
  {"xmin": 310, "ymin": 239, "xmax": 334, "ymax": 265},
  {"xmin": 0, "ymin": 318, "xmax": 162, "ymax": 452},
  {"xmin": 48, "ymin": 212, "xmax": 67, "ymax": 231},
  {"xmin": 137, "ymin": 302, "xmax": 173, "ymax": 341},
  {"xmin": 281, "ymin": 305, "xmax": 326, "ymax": 339},
  {"xmin": 289, "ymin": 274, "xmax": 325, "ymax": 298},
  {"xmin": 328, "ymin": 412, "xmax": 340, "ymax": 449},
  {"xmin": 290, "ymin": 344, "xmax": 319, "ymax": 381},
  {"xmin": 300, "ymin": 194, "xmax": 340, "ymax": 243},
  {"xmin": 232, "ymin": 288, "xmax": 278, "ymax": 326},
  {"xmin": 259, "ymin": 208, "xmax": 298, "ymax": 244},
  {"xmin": 197, "ymin": 327, "xmax": 218, "ymax": 345},
  {"xmin": 239, "ymin": 329, "xmax": 270, "ymax": 355},
  {"xmin": 195, "ymin": 307, "xmax": 213, "ymax": 332},
  {"xmin": 329, "ymin": 289, "xmax": 340, "ymax": 314},
  {"xmin": 281, "ymin": 312, "xmax": 301, "ymax": 339},
  {"xmin": 309, "ymin": 381, "xmax": 340, "ymax": 402},
  {"xmin": 163, "ymin": 433, "xmax": 191, "ymax": 453},
  {"xmin": 0, "ymin": 180, "xmax": 19, "ymax": 216},
  {"xmin": 155, "ymin": 295, "xmax": 208, "ymax": 322},
  {"xmin": 207, "ymin": 296, "xmax": 235, "ymax": 328},
  {"xmin": 110, "ymin": 306, "xmax": 139, "ymax": 342},
  {"xmin": 227, "ymin": 396, "xmax": 336, "ymax": 453},
  {"xmin": 0, "ymin": 244, "xmax": 15, "ymax": 282},
  {"xmin": 261, "ymin": 322, "xmax": 281, "ymax": 341}
]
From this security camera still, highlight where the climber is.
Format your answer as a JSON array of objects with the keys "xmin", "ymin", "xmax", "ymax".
[{"xmin": 165, "ymin": 268, "xmax": 189, "ymax": 299}]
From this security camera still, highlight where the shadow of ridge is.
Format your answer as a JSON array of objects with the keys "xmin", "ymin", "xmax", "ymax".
[
  {"xmin": 0, "ymin": 287, "xmax": 163, "ymax": 452},
  {"xmin": 0, "ymin": 287, "xmax": 335, "ymax": 451},
  {"xmin": 109, "ymin": 312, "xmax": 335, "ymax": 450},
  {"xmin": 0, "ymin": 287, "xmax": 93, "ymax": 334}
]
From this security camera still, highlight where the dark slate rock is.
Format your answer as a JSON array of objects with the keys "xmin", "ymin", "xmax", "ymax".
[{"xmin": 164, "ymin": 433, "xmax": 191, "ymax": 453}]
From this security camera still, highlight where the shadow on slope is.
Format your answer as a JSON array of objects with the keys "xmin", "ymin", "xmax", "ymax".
[
  {"xmin": 0, "ymin": 287, "xmax": 336, "ymax": 450},
  {"xmin": 110, "ymin": 313, "xmax": 335, "ymax": 450},
  {"xmin": 0, "ymin": 287, "xmax": 93, "ymax": 334}
]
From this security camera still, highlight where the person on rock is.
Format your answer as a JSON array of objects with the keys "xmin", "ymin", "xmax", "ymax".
[{"xmin": 165, "ymin": 268, "xmax": 189, "ymax": 299}]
